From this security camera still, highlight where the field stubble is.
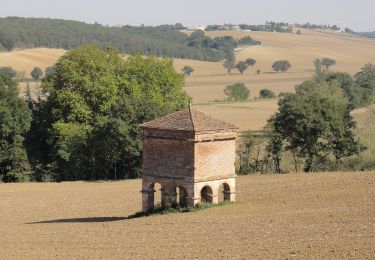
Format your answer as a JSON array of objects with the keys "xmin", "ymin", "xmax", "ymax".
[{"xmin": 0, "ymin": 171, "xmax": 374, "ymax": 259}]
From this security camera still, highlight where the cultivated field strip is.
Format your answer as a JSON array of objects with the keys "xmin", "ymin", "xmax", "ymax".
[{"xmin": 0, "ymin": 172, "xmax": 374, "ymax": 259}]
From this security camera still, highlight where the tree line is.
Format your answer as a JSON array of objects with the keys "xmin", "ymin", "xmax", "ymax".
[
  {"xmin": 0, "ymin": 17, "xmax": 260, "ymax": 62},
  {"xmin": 296, "ymin": 23, "xmax": 340, "ymax": 30},
  {"xmin": 0, "ymin": 45, "xmax": 190, "ymax": 182},
  {"xmin": 1, "ymin": 45, "xmax": 374, "ymax": 182},
  {"xmin": 239, "ymin": 22, "xmax": 293, "ymax": 33}
]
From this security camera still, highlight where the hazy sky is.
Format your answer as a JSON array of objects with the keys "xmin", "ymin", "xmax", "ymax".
[{"xmin": 1, "ymin": 0, "xmax": 374, "ymax": 31}]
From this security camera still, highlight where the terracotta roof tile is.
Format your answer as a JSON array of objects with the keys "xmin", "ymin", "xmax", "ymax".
[{"xmin": 140, "ymin": 107, "xmax": 238, "ymax": 132}]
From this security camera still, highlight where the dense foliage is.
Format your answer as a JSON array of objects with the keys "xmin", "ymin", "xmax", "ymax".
[
  {"xmin": 239, "ymin": 22, "xmax": 292, "ymax": 33},
  {"xmin": 259, "ymin": 89, "xmax": 276, "ymax": 99},
  {"xmin": 245, "ymin": 58, "xmax": 256, "ymax": 66},
  {"xmin": 272, "ymin": 60, "xmax": 291, "ymax": 72},
  {"xmin": 224, "ymin": 83, "xmax": 249, "ymax": 101},
  {"xmin": 0, "ymin": 17, "xmax": 260, "ymax": 62},
  {"xmin": 354, "ymin": 64, "xmax": 375, "ymax": 105},
  {"xmin": 321, "ymin": 58, "xmax": 336, "ymax": 70},
  {"xmin": 297, "ymin": 23, "xmax": 340, "ymax": 30},
  {"xmin": 268, "ymin": 84, "xmax": 363, "ymax": 172},
  {"xmin": 301, "ymin": 66, "xmax": 375, "ymax": 108},
  {"xmin": 0, "ymin": 66, "xmax": 17, "ymax": 78},
  {"xmin": 186, "ymin": 30, "xmax": 260, "ymax": 54},
  {"xmin": 182, "ymin": 66, "xmax": 194, "ymax": 76},
  {"xmin": 235, "ymin": 62, "xmax": 248, "ymax": 74},
  {"xmin": 0, "ymin": 74, "xmax": 32, "ymax": 182},
  {"xmin": 237, "ymin": 66, "xmax": 373, "ymax": 175},
  {"xmin": 31, "ymin": 67, "xmax": 43, "ymax": 80},
  {"xmin": 25, "ymin": 45, "xmax": 189, "ymax": 182}
]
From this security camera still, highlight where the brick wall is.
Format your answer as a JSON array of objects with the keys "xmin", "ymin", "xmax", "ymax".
[
  {"xmin": 143, "ymin": 138, "xmax": 195, "ymax": 179},
  {"xmin": 194, "ymin": 138, "xmax": 236, "ymax": 181}
]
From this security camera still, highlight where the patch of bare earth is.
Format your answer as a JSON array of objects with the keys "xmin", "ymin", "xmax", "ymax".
[{"xmin": 0, "ymin": 171, "xmax": 374, "ymax": 259}]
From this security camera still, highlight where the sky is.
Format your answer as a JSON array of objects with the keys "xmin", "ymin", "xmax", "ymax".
[{"xmin": 1, "ymin": 0, "xmax": 374, "ymax": 32}]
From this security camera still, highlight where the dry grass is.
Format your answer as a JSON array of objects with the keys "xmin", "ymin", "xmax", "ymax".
[
  {"xmin": 0, "ymin": 48, "xmax": 65, "ymax": 79},
  {"xmin": 195, "ymin": 100, "xmax": 278, "ymax": 131},
  {"xmin": 1, "ymin": 29, "xmax": 374, "ymax": 131},
  {"xmin": 177, "ymin": 29, "xmax": 375, "ymax": 130},
  {"xmin": 0, "ymin": 171, "xmax": 374, "ymax": 259}
]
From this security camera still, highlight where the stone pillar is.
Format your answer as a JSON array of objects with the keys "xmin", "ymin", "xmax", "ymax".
[
  {"xmin": 211, "ymin": 194, "xmax": 219, "ymax": 204},
  {"xmin": 223, "ymin": 190, "xmax": 236, "ymax": 202},
  {"xmin": 161, "ymin": 188, "xmax": 172, "ymax": 208},
  {"xmin": 229, "ymin": 192, "xmax": 236, "ymax": 202},
  {"xmin": 170, "ymin": 189, "xmax": 177, "ymax": 207},
  {"xmin": 141, "ymin": 189, "xmax": 155, "ymax": 212},
  {"xmin": 186, "ymin": 196, "xmax": 197, "ymax": 207}
]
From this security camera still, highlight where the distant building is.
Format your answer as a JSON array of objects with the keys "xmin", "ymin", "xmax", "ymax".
[
  {"xmin": 187, "ymin": 25, "xmax": 207, "ymax": 31},
  {"xmin": 140, "ymin": 106, "xmax": 238, "ymax": 212},
  {"xmin": 228, "ymin": 24, "xmax": 240, "ymax": 31}
]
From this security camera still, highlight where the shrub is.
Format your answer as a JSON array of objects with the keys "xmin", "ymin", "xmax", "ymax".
[
  {"xmin": 182, "ymin": 65, "xmax": 194, "ymax": 76},
  {"xmin": 272, "ymin": 60, "xmax": 291, "ymax": 72},
  {"xmin": 31, "ymin": 67, "xmax": 43, "ymax": 80},
  {"xmin": 0, "ymin": 66, "xmax": 17, "ymax": 78},
  {"xmin": 259, "ymin": 89, "xmax": 276, "ymax": 98},
  {"xmin": 224, "ymin": 83, "xmax": 250, "ymax": 101}
]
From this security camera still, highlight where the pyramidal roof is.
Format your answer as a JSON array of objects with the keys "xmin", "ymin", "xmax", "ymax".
[{"xmin": 140, "ymin": 107, "xmax": 238, "ymax": 132}]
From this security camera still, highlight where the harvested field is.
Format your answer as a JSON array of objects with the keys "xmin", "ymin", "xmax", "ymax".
[
  {"xmin": 0, "ymin": 48, "xmax": 65, "ymax": 78},
  {"xmin": 195, "ymin": 100, "xmax": 278, "ymax": 131},
  {"xmin": 1, "ymin": 30, "xmax": 374, "ymax": 131},
  {"xmin": 1, "ymin": 171, "xmax": 374, "ymax": 259}
]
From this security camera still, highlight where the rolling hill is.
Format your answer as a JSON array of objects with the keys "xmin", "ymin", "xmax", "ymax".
[
  {"xmin": 1, "ymin": 29, "xmax": 374, "ymax": 131},
  {"xmin": 0, "ymin": 17, "xmax": 225, "ymax": 61}
]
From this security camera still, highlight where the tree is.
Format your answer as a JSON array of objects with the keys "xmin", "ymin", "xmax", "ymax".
[
  {"xmin": 44, "ymin": 66, "xmax": 55, "ymax": 79},
  {"xmin": 223, "ymin": 50, "xmax": 236, "ymax": 74},
  {"xmin": 182, "ymin": 65, "xmax": 194, "ymax": 76},
  {"xmin": 245, "ymin": 58, "xmax": 256, "ymax": 67},
  {"xmin": 297, "ymin": 70, "xmax": 365, "ymax": 109},
  {"xmin": 237, "ymin": 134, "xmax": 267, "ymax": 174},
  {"xmin": 314, "ymin": 58, "xmax": 322, "ymax": 76},
  {"xmin": 259, "ymin": 89, "xmax": 276, "ymax": 98},
  {"xmin": 355, "ymin": 63, "xmax": 375, "ymax": 105},
  {"xmin": 268, "ymin": 83, "xmax": 364, "ymax": 172},
  {"xmin": 320, "ymin": 72, "xmax": 363, "ymax": 109},
  {"xmin": 0, "ymin": 66, "xmax": 17, "ymax": 78},
  {"xmin": 31, "ymin": 67, "xmax": 43, "ymax": 80},
  {"xmin": 272, "ymin": 60, "xmax": 291, "ymax": 72},
  {"xmin": 38, "ymin": 45, "xmax": 189, "ymax": 181},
  {"xmin": 235, "ymin": 61, "xmax": 248, "ymax": 74},
  {"xmin": 187, "ymin": 30, "xmax": 206, "ymax": 48},
  {"xmin": 321, "ymin": 58, "xmax": 336, "ymax": 70},
  {"xmin": 224, "ymin": 83, "xmax": 249, "ymax": 101},
  {"xmin": 0, "ymin": 74, "xmax": 32, "ymax": 182},
  {"xmin": 238, "ymin": 36, "xmax": 257, "ymax": 45}
]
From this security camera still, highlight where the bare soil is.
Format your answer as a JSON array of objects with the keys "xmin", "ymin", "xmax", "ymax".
[{"xmin": 1, "ymin": 171, "xmax": 374, "ymax": 259}]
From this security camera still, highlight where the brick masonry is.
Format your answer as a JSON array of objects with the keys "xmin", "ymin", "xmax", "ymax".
[{"xmin": 140, "ymin": 108, "xmax": 238, "ymax": 212}]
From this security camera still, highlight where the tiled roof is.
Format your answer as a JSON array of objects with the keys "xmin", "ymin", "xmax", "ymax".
[{"xmin": 140, "ymin": 107, "xmax": 238, "ymax": 132}]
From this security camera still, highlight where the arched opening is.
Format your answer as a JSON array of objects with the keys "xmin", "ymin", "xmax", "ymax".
[
  {"xmin": 153, "ymin": 182, "xmax": 162, "ymax": 208},
  {"xmin": 218, "ymin": 183, "xmax": 231, "ymax": 202},
  {"xmin": 200, "ymin": 186, "xmax": 213, "ymax": 203},
  {"xmin": 176, "ymin": 186, "xmax": 188, "ymax": 208}
]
